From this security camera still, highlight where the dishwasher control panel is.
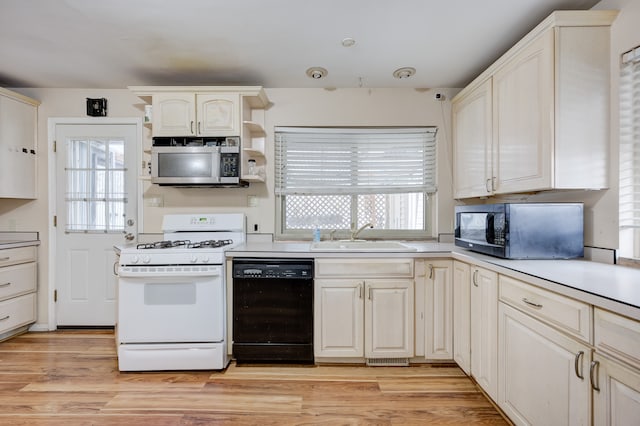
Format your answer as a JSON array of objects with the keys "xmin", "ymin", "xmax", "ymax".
[{"xmin": 232, "ymin": 259, "xmax": 313, "ymax": 279}]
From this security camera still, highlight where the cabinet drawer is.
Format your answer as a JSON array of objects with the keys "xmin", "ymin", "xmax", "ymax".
[
  {"xmin": 0, "ymin": 292, "xmax": 36, "ymax": 335},
  {"xmin": 594, "ymin": 308, "xmax": 640, "ymax": 370},
  {"xmin": 315, "ymin": 258, "xmax": 413, "ymax": 278},
  {"xmin": 0, "ymin": 246, "xmax": 37, "ymax": 268},
  {"xmin": 499, "ymin": 275, "xmax": 591, "ymax": 342},
  {"xmin": 0, "ymin": 262, "xmax": 37, "ymax": 301}
]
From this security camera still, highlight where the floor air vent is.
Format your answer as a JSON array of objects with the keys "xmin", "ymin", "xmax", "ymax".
[{"xmin": 366, "ymin": 357, "xmax": 409, "ymax": 367}]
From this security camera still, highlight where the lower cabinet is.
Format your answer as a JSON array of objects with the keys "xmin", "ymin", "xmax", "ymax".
[
  {"xmin": 314, "ymin": 258, "xmax": 414, "ymax": 361},
  {"xmin": 592, "ymin": 352, "xmax": 640, "ymax": 425},
  {"xmin": 498, "ymin": 302, "xmax": 591, "ymax": 426},
  {"xmin": 314, "ymin": 278, "xmax": 414, "ymax": 360},
  {"xmin": 593, "ymin": 307, "xmax": 640, "ymax": 425},
  {"xmin": 470, "ymin": 266, "xmax": 499, "ymax": 401},
  {"xmin": 421, "ymin": 260, "xmax": 453, "ymax": 360},
  {"xmin": 452, "ymin": 260, "xmax": 471, "ymax": 375}
]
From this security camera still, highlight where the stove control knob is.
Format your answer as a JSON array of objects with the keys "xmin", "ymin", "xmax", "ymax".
[
  {"xmin": 142, "ymin": 255, "xmax": 151, "ymax": 264},
  {"xmin": 130, "ymin": 256, "xmax": 139, "ymax": 264},
  {"xmin": 190, "ymin": 255, "xmax": 198, "ymax": 263},
  {"xmin": 202, "ymin": 256, "xmax": 210, "ymax": 263}
]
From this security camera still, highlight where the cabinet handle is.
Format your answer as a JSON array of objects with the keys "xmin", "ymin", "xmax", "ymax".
[
  {"xmin": 428, "ymin": 264, "xmax": 434, "ymax": 279},
  {"xmin": 472, "ymin": 270, "xmax": 478, "ymax": 287},
  {"xmin": 113, "ymin": 260, "xmax": 119, "ymax": 277},
  {"xmin": 190, "ymin": 120, "xmax": 195, "ymax": 134},
  {"xmin": 574, "ymin": 351, "xmax": 584, "ymax": 379},
  {"xmin": 522, "ymin": 298, "xmax": 543, "ymax": 309},
  {"xmin": 0, "ymin": 315, "xmax": 9, "ymax": 321},
  {"xmin": 0, "ymin": 257, "xmax": 10, "ymax": 261},
  {"xmin": 368, "ymin": 286, "xmax": 372, "ymax": 300},
  {"xmin": 358, "ymin": 283, "xmax": 363, "ymax": 299},
  {"xmin": 492, "ymin": 177, "xmax": 496, "ymax": 191},
  {"xmin": 198, "ymin": 121, "xmax": 202, "ymax": 134},
  {"xmin": 486, "ymin": 179, "xmax": 491, "ymax": 193},
  {"xmin": 0, "ymin": 282, "xmax": 10, "ymax": 288},
  {"xmin": 590, "ymin": 360, "xmax": 600, "ymax": 392}
]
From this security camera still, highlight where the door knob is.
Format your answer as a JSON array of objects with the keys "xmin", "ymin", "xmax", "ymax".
[
  {"xmin": 127, "ymin": 219, "xmax": 135, "ymax": 226},
  {"xmin": 124, "ymin": 233, "xmax": 135, "ymax": 241}
]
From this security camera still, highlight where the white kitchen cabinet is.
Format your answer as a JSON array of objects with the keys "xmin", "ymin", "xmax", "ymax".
[
  {"xmin": 470, "ymin": 266, "xmax": 498, "ymax": 401},
  {"xmin": 452, "ymin": 79, "xmax": 492, "ymax": 198},
  {"xmin": 415, "ymin": 259, "xmax": 453, "ymax": 360},
  {"xmin": 452, "ymin": 260, "xmax": 471, "ymax": 375},
  {"xmin": 0, "ymin": 245, "xmax": 37, "ymax": 341},
  {"xmin": 498, "ymin": 302, "xmax": 591, "ymax": 426},
  {"xmin": 0, "ymin": 88, "xmax": 39, "ymax": 199},
  {"xmin": 314, "ymin": 258, "xmax": 414, "ymax": 361},
  {"xmin": 592, "ymin": 308, "xmax": 640, "ymax": 425},
  {"xmin": 452, "ymin": 11, "xmax": 617, "ymax": 198},
  {"xmin": 592, "ymin": 353, "xmax": 640, "ymax": 426},
  {"xmin": 152, "ymin": 92, "xmax": 240, "ymax": 137}
]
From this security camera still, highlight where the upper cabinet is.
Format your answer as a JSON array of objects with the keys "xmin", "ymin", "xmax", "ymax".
[
  {"xmin": 152, "ymin": 92, "xmax": 240, "ymax": 137},
  {"xmin": 0, "ymin": 88, "xmax": 40, "ymax": 199},
  {"xmin": 452, "ymin": 11, "xmax": 618, "ymax": 199}
]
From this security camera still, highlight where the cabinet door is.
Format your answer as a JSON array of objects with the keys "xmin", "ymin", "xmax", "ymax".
[
  {"xmin": 0, "ymin": 94, "xmax": 37, "ymax": 199},
  {"xmin": 152, "ymin": 93, "xmax": 196, "ymax": 136},
  {"xmin": 453, "ymin": 261, "xmax": 471, "ymax": 375},
  {"xmin": 470, "ymin": 267, "xmax": 498, "ymax": 401},
  {"xmin": 365, "ymin": 279, "xmax": 414, "ymax": 358},
  {"xmin": 493, "ymin": 29, "xmax": 554, "ymax": 194},
  {"xmin": 498, "ymin": 303, "xmax": 591, "ymax": 426},
  {"xmin": 314, "ymin": 279, "xmax": 364, "ymax": 358},
  {"xmin": 424, "ymin": 260, "xmax": 453, "ymax": 360},
  {"xmin": 593, "ymin": 353, "xmax": 640, "ymax": 426},
  {"xmin": 452, "ymin": 78, "xmax": 493, "ymax": 198},
  {"xmin": 197, "ymin": 93, "xmax": 240, "ymax": 136}
]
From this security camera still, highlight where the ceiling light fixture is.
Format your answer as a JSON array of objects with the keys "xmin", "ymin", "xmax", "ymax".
[
  {"xmin": 393, "ymin": 67, "xmax": 416, "ymax": 79},
  {"xmin": 306, "ymin": 67, "xmax": 328, "ymax": 79},
  {"xmin": 341, "ymin": 37, "xmax": 356, "ymax": 47}
]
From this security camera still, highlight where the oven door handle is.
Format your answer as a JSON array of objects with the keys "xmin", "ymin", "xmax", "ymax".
[{"xmin": 117, "ymin": 265, "xmax": 222, "ymax": 278}]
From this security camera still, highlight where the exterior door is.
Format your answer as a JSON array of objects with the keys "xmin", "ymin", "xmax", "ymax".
[{"xmin": 55, "ymin": 123, "xmax": 138, "ymax": 326}]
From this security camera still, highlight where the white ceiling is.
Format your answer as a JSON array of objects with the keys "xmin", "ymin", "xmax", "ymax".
[{"xmin": 0, "ymin": 0, "xmax": 602, "ymax": 89}]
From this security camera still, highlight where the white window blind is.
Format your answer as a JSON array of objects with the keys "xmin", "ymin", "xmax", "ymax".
[
  {"xmin": 275, "ymin": 127, "xmax": 437, "ymax": 195},
  {"xmin": 619, "ymin": 46, "xmax": 640, "ymax": 230}
]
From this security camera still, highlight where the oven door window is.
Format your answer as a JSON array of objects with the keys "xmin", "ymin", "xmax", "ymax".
[{"xmin": 118, "ymin": 275, "xmax": 225, "ymax": 343}]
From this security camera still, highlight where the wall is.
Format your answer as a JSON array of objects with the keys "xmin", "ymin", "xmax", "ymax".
[
  {"xmin": 141, "ymin": 88, "xmax": 457, "ymax": 236},
  {"xmin": 0, "ymin": 87, "xmax": 456, "ymax": 328}
]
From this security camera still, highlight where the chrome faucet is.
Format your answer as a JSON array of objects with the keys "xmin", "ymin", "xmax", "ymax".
[{"xmin": 350, "ymin": 223, "xmax": 373, "ymax": 241}]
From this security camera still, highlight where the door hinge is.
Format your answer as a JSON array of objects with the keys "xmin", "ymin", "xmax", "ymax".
[
  {"xmin": 54, "ymin": 289, "xmax": 58, "ymax": 302},
  {"xmin": 53, "ymin": 216, "xmax": 57, "ymax": 227},
  {"xmin": 53, "ymin": 140, "xmax": 56, "ymax": 153}
]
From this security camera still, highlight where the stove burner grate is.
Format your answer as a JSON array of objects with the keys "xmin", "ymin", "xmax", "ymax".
[
  {"xmin": 135, "ymin": 239, "xmax": 233, "ymax": 250},
  {"xmin": 188, "ymin": 239, "xmax": 234, "ymax": 249},
  {"xmin": 136, "ymin": 240, "xmax": 191, "ymax": 249}
]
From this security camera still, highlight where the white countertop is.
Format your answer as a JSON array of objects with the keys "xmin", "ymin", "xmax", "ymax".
[
  {"xmin": 227, "ymin": 241, "xmax": 640, "ymax": 321},
  {"xmin": 0, "ymin": 232, "xmax": 40, "ymax": 249}
]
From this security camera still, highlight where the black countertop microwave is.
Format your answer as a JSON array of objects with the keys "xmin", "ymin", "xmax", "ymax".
[
  {"xmin": 454, "ymin": 203, "xmax": 584, "ymax": 259},
  {"xmin": 151, "ymin": 136, "xmax": 242, "ymax": 186}
]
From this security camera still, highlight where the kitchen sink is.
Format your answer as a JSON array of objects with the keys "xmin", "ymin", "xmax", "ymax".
[{"xmin": 309, "ymin": 240, "xmax": 417, "ymax": 252}]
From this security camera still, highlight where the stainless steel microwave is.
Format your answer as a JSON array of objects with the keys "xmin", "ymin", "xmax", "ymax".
[
  {"xmin": 151, "ymin": 136, "xmax": 241, "ymax": 186},
  {"xmin": 454, "ymin": 203, "xmax": 584, "ymax": 259}
]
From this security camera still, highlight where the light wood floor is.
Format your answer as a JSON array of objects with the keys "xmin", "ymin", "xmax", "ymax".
[{"xmin": 0, "ymin": 330, "xmax": 508, "ymax": 425}]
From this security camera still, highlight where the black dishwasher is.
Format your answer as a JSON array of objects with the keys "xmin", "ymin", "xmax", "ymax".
[{"xmin": 232, "ymin": 258, "xmax": 314, "ymax": 364}]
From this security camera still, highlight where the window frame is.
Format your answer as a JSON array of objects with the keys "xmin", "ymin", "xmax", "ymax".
[{"xmin": 274, "ymin": 126, "xmax": 436, "ymax": 241}]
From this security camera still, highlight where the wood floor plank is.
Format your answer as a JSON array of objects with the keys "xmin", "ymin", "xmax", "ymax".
[{"xmin": 0, "ymin": 331, "xmax": 509, "ymax": 425}]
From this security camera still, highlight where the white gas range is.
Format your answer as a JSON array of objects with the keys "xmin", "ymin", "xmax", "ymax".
[{"xmin": 115, "ymin": 213, "xmax": 245, "ymax": 371}]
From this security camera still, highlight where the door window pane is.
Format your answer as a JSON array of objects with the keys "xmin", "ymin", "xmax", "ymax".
[{"xmin": 65, "ymin": 138, "xmax": 127, "ymax": 233}]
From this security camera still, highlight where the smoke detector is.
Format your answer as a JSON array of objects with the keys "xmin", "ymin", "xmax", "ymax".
[
  {"xmin": 393, "ymin": 67, "xmax": 416, "ymax": 79},
  {"xmin": 306, "ymin": 67, "xmax": 328, "ymax": 79}
]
